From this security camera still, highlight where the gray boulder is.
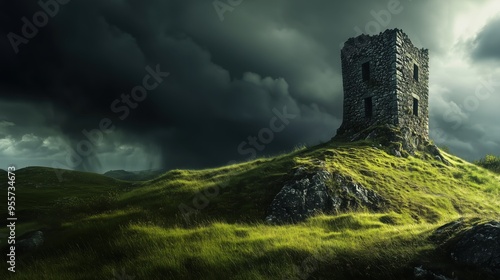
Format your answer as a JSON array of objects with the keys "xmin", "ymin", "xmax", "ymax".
[
  {"xmin": 330, "ymin": 172, "xmax": 385, "ymax": 211},
  {"xmin": 425, "ymin": 144, "xmax": 450, "ymax": 165},
  {"xmin": 413, "ymin": 266, "xmax": 452, "ymax": 280},
  {"xmin": 451, "ymin": 221, "xmax": 500, "ymax": 277},
  {"xmin": 265, "ymin": 165, "xmax": 386, "ymax": 224},
  {"xmin": 428, "ymin": 220, "xmax": 500, "ymax": 278},
  {"xmin": 17, "ymin": 231, "xmax": 44, "ymax": 253}
]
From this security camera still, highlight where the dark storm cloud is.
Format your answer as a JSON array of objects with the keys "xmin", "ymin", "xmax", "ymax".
[
  {"xmin": 470, "ymin": 15, "xmax": 500, "ymax": 61},
  {"xmin": 0, "ymin": 0, "xmax": 342, "ymax": 171},
  {"xmin": 0, "ymin": 0, "xmax": 499, "ymax": 172},
  {"xmin": 428, "ymin": 61, "xmax": 500, "ymax": 160}
]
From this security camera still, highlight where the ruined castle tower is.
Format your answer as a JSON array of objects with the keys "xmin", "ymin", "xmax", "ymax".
[{"xmin": 337, "ymin": 29, "xmax": 429, "ymax": 139}]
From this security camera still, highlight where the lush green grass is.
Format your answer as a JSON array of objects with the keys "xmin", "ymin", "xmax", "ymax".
[{"xmin": 1, "ymin": 141, "xmax": 500, "ymax": 279}]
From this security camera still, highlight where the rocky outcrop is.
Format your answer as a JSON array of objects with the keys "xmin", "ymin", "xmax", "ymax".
[
  {"xmin": 265, "ymin": 163, "xmax": 386, "ymax": 224},
  {"xmin": 17, "ymin": 231, "xmax": 44, "ymax": 253},
  {"xmin": 413, "ymin": 266, "xmax": 452, "ymax": 280},
  {"xmin": 450, "ymin": 221, "xmax": 500, "ymax": 277},
  {"xmin": 425, "ymin": 220, "xmax": 500, "ymax": 279},
  {"xmin": 334, "ymin": 124, "xmax": 450, "ymax": 165},
  {"xmin": 425, "ymin": 144, "xmax": 450, "ymax": 165}
]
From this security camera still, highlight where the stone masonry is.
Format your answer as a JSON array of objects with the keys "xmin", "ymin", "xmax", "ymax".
[{"xmin": 337, "ymin": 29, "xmax": 429, "ymax": 140}]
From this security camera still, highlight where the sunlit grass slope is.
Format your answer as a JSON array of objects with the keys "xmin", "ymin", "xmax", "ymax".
[{"xmin": 1, "ymin": 141, "xmax": 499, "ymax": 280}]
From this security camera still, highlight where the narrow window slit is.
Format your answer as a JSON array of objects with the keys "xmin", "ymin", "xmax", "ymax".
[
  {"xmin": 362, "ymin": 62, "xmax": 370, "ymax": 81},
  {"xmin": 365, "ymin": 97, "xmax": 373, "ymax": 118}
]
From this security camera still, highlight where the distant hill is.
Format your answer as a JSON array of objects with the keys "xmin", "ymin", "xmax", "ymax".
[
  {"xmin": 103, "ymin": 169, "xmax": 166, "ymax": 181},
  {"xmin": 1, "ymin": 131, "xmax": 499, "ymax": 279},
  {"xmin": 0, "ymin": 166, "xmax": 134, "ymax": 217}
]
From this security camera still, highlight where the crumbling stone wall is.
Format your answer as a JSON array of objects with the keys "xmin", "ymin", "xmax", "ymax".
[
  {"xmin": 337, "ymin": 29, "xmax": 429, "ymax": 140},
  {"xmin": 395, "ymin": 31, "xmax": 429, "ymax": 139}
]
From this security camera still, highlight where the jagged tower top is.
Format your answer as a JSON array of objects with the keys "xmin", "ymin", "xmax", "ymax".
[{"xmin": 337, "ymin": 29, "xmax": 429, "ymax": 140}]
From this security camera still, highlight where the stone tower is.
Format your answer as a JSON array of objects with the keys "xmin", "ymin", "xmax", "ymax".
[{"xmin": 337, "ymin": 29, "xmax": 429, "ymax": 139}]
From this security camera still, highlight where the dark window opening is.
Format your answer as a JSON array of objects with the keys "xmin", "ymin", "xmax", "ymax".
[
  {"xmin": 365, "ymin": 97, "xmax": 373, "ymax": 118},
  {"xmin": 362, "ymin": 62, "xmax": 370, "ymax": 81},
  {"xmin": 413, "ymin": 64, "xmax": 419, "ymax": 81},
  {"xmin": 413, "ymin": 98, "xmax": 419, "ymax": 116}
]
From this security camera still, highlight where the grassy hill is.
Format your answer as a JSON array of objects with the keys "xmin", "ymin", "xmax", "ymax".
[
  {"xmin": 1, "ymin": 141, "xmax": 499, "ymax": 279},
  {"xmin": 0, "ymin": 167, "xmax": 134, "ymax": 233}
]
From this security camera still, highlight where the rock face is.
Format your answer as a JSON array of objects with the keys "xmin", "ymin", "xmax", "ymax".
[
  {"xmin": 450, "ymin": 221, "xmax": 500, "ymax": 277},
  {"xmin": 265, "ymin": 164, "xmax": 386, "ymax": 224},
  {"xmin": 427, "ymin": 220, "xmax": 500, "ymax": 278},
  {"xmin": 413, "ymin": 266, "xmax": 452, "ymax": 280},
  {"xmin": 335, "ymin": 124, "xmax": 450, "ymax": 165},
  {"xmin": 424, "ymin": 144, "xmax": 450, "ymax": 165},
  {"xmin": 17, "ymin": 231, "xmax": 44, "ymax": 253}
]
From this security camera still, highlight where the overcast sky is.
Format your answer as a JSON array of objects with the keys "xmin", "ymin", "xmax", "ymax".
[{"xmin": 0, "ymin": 0, "xmax": 499, "ymax": 173}]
